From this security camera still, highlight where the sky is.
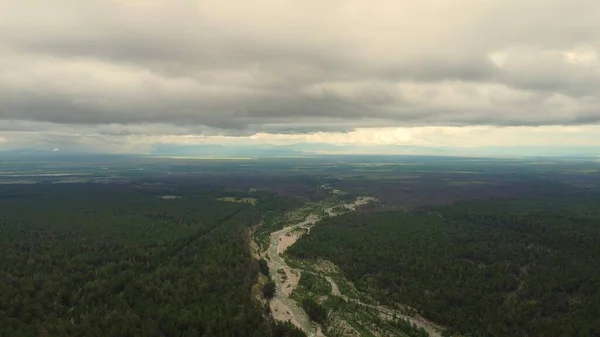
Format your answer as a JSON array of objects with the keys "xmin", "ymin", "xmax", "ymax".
[{"xmin": 1, "ymin": 0, "xmax": 599, "ymax": 156}]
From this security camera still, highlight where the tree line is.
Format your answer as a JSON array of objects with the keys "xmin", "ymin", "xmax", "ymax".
[
  {"xmin": 0, "ymin": 184, "xmax": 303, "ymax": 337},
  {"xmin": 288, "ymin": 192, "xmax": 600, "ymax": 337}
]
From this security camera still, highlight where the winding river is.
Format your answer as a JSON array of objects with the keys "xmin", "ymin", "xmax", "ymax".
[
  {"xmin": 264, "ymin": 197, "xmax": 374, "ymax": 336},
  {"xmin": 263, "ymin": 196, "xmax": 443, "ymax": 337}
]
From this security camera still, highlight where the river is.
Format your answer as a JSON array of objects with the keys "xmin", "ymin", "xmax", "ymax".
[{"xmin": 263, "ymin": 196, "xmax": 443, "ymax": 337}]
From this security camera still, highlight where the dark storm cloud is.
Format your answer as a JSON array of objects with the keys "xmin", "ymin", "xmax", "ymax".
[{"xmin": 1, "ymin": 0, "xmax": 600, "ymax": 136}]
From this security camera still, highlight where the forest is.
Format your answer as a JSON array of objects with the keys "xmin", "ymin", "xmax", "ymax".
[
  {"xmin": 2, "ymin": 157, "xmax": 600, "ymax": 337},
  {"xmin": 288, "ymin": 190, "xmax": 600, "ymax": 337},
  {"xmin": 0, "ymin": 183, "xmax": 302, "ymax": 337}
]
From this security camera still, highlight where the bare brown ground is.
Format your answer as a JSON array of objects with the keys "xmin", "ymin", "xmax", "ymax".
[
  {"xmin": 278, "ymin": 232, "xmax": 300, "ymax": 255},
  {"xmin": 270, "ymin": 298, "xmax": 301, "ymax": 327},
  {"xmin": 280, "ymin": 266, "xmax": 300, "ymax": 296}
]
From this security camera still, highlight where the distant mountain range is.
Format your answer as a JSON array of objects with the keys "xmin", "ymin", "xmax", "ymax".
[
  {"xmin": 149, "ymin": 143, "xmax": 451, "ymax": 157},
  {"xmin": 0, "ymin": 148, "xmax": 135, "ymax": 162},
  {"xmin": 1, "ymin": 144, "xmax": 599, "ymax": 159}
]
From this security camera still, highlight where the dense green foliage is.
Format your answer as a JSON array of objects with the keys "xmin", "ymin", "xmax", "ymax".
[
  {"xmin": 271, "ymin": 322, "xmax": 307, "ymax": 337},
  {"xmin": 3, "ymin": 156, "xmax": 600, "ymax": 337},
  {"xmin": 390, "ymin": 319, "xmax": 430, "ymax": 337},
  {"xmin": 298, "ymin": 273, "xmax": 331, "ymax": 296},
  {"xmin": 0, "ymin": 184, "xmax": 298, "ymax": 337},
  {"xmin": 263, "ymin": 282, "xmax": 276, "ymax": 299},
  {"xmin": 259, "ymin": 258, "xmax": 270, "ymax": 276},
  {"xmin": 300, "ymin": 299, "xmax": 327, "ymax": 323},
  {"xmin": 289, "ymin": 192, "xmax": 600, "ymax": 337}
]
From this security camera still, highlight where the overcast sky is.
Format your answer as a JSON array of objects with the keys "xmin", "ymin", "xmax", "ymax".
[{"xmin": 1, "ymin": 0, "xmax": 599, "ymax": 154}]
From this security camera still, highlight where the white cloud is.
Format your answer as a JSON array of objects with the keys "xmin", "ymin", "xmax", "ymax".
[
  {"xmin": 1, "ymin": 121, "xmax": 599, "ymax": 155},
  {"xmin": 1, "ymin": 0, "xmax": 600, "ymax": 152}
]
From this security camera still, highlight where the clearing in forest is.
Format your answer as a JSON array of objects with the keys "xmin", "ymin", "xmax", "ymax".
[{"xmin": 217, "ymin": 197, "xmax": 258, "ymax": 205}]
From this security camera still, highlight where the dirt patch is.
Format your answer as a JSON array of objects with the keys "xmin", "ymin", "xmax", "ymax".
[
  {"xmin": 280, "ymin": 267, "xmax": 300, "ymax": 296},
  {"xmin": 325, "ymin": 276, "xmax": 342, "ymax": 297},
  {"xmin": 270, "ymin": 298, "xmax": 301, "ymax": 328},
  {"xmin": 316, "ymin": 325, "xmax": 327, "ymax": 337},
  {"xmin": 278, "ymin": 232, "xmax": 301, "ymax": 254},
  {"xmin": 217, "ymin": 196, "xmax": 257, "ymax": 205}
]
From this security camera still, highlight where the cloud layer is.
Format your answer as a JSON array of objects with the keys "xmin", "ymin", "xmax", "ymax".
[{"xmin": 1, "ymin": 0, "xmax": 599, "ymax": 152}]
